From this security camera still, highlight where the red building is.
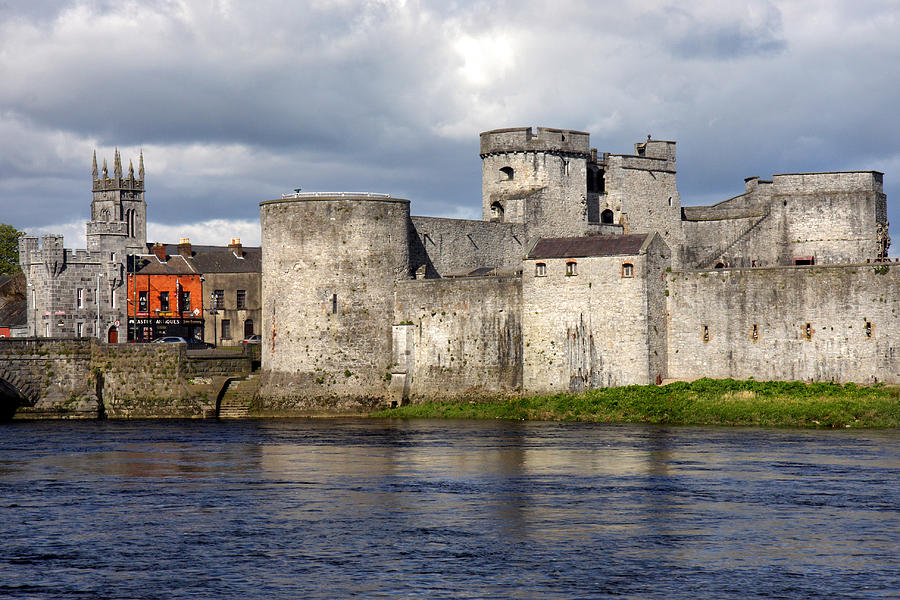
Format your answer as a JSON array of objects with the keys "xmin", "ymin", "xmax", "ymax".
[{"xmin": 127, "ymin": 242, "xmax": 204, "ymax": 341}]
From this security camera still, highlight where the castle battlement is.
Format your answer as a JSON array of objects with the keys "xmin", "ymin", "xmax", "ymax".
[{"xmin": 480, "ymin": 126, "xmax": 591, "ymax": 157}]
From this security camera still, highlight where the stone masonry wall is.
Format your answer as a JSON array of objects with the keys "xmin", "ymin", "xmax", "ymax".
[
  {"xmin": 393, "ymin": 276, "xmax": 522, "ymax": 400},
  {"xmin": 681, "ymin": 171, "xmax": 885, "ymax": 269},
  {"xmin": 667, "ymin": 263, "xmax": 900, "ymax": 383},
  {"xmin": 522, "ymin": 248, "xmax": 664, "ymax": 393},
  {"xmin": 409, "ymin": 216, "xmax": 527, "ymax": 277}
]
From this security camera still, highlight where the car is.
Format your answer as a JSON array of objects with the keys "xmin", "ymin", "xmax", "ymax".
[
  {"xmin": 241, "ymin": 334, "xmax": 261, "ymax": 345},
  {"xmin": 151, "ymin": 336, "xmax": 214, "ymax": 349}
]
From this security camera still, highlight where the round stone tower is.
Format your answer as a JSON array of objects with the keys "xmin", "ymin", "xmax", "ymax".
[
  {"xmin": 480, "ymin": 126, "xmax": 592, "ymax": 238},
  {"xmin": 258, "ymin": 192, "xmax": 410, "ymax": 413}
]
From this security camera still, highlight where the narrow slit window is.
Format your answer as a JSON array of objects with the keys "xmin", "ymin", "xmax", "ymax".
[
  {"xmin": 751, "ymin": 323, "xmax": 759, "ymax": 341},
  {"xmin": 865, "ymin": 321, "xmax": 873, "ymax": 339},
  {"xmin": 332, "ymin": 293, "xmax": 338, "ymax": 314},
  {"xmin": 805, "ymin": 323, "xmax": 813, "ymax": 341},
  {"xmin": 702, "ymin": 324, "xmax": 709, "ymax": 343}
]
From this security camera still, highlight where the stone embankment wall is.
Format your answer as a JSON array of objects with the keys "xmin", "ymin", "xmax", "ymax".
[
  {"xmin": 0, "ymin": 338, "xmax": 95, "ymax": 418},
  {"xmin": 392, "ymin": 276, "xmax": 522, "ymax": 401},
  {"xmin": 0, "ymin": 339, "xmax": 253, "ymax": 419},
  {"xmin": 667, "ymin": 263, "xmax": 900, "ymax": 382}
]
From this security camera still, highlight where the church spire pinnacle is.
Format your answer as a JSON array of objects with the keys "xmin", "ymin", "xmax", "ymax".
[
  {"xmin": 114, "ymin": 148, "xmax": 122, "ymax": 178},
  {"xmin": 92, "ymin": 150, "xmax": 98, "ymax": 180},
  {"xmin": 138, "ymin": 149, "xmax": 144, "ymax": 180},
  {"xmin": 128, "ymin": 159, "xmax": 134, "ymax": 180},
  {"xmin": 102, "ymin": 158, "xmax": 108, "ymax": 178}
]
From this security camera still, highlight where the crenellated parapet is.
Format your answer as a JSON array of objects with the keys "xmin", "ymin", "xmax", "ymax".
[{"xmin": 480, "ymin": 126, "xmax": 591, "ymax": 158}]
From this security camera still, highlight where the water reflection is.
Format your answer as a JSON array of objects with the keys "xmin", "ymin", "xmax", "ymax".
[{"xmin": 0, "ymin": 419, "xmax": 897, "ymax": 599}]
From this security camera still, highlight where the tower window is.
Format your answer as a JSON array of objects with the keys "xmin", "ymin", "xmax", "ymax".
[
  {"xmin": 332, "ymin": 293, "xmax": 338, "ymax": 314},
  {"xmin": 865, "ymin": 321, "xmax": 873, "ymax": 339},
  {"xmin": 622, "ymin": 263, "xmax": 634, "ymax": 278},
  {"xmin": 751, "ymin": 323, "xmax": 759, "ymax": 341},
  {"xmin": 566, "ymin": 261, "xmax": 577, "ymax": 276},
  {"xmin": 535, "ymin": 262, "xmax": 547, "ymax": 277},
  {"xmin": 600, "ymin": 209, "xmax": 614, "ymax": 224},
  {"xmin": 490, "ymin": 201, "xmax": 505, "ymax": 223},
  {"xmin": 500, "ymin": 167, "xmax": 514, "ymax": 180},
  {"xmin": 805, "ymin": 323, "xmax": 813, "ymax": 341},
  {"xmin": 77, "ymin": 288, "xmax": 84, "ymax": 309},
  {"xmin": 702, "ymin": 324, "xmax": 710, "ymax": 343}
]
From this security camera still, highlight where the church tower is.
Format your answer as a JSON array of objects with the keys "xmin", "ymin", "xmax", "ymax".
[{"xmin": 86, "ymin": 149, "xmax": 147, "ymax": 255}]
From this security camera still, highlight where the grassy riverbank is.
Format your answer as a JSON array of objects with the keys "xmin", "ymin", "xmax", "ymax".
[{"xmin": 371, "ymin": 378, "xmax": 900, "ymax": 428}]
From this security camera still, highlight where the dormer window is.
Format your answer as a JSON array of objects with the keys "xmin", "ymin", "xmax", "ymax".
[
  {"xmin": 535, "ymin": 262, "xmax": 547, "ymax": 277},
  {"xmin": 622, "ymin": 262, "xmax": 634, "ymax": 278},
  {"xmin": 566, "ymin": 261, "xmax": 577, "ymax": 276},
  {"xmin": 500, "ymin": 166, "xmax": 514, "ymax": 180}
]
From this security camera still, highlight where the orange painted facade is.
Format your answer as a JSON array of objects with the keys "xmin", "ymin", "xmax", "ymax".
[{"xmin": 127, "ymin": 273, "xmax": 204, "ymax": 341}]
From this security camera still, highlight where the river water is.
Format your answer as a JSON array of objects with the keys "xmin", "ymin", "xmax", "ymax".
[{"xmin": 0, "ymin": 419, "xmax": 897, "ymax": 599}]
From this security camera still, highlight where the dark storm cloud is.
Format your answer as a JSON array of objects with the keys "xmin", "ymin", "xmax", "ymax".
[{"xmin": 2, "ymin": 0, "xmax": 900, "ymax": 248}]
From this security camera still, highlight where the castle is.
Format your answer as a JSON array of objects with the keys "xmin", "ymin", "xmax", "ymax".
[{"xmin": 258, "ymin": 126, "xmax": 898, "ymax": 412}]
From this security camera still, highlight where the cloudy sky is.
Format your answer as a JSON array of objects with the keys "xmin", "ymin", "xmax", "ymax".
[{"xmin": 2, "ymin": 0, "xmax": 899, "ymax": 250}]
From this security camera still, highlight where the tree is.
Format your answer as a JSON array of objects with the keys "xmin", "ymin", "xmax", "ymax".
[{"xmin": 0, "ymin": 223, "xmax": 25, "ymax": 275}]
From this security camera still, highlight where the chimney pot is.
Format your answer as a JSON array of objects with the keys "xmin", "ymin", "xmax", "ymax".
[
  {"xmin": 152, "ymin": 243, "xmax": 167, "ymax": 261},
  {"xmin": 228, "ymin": 237, "xmax": 243, "ymax": 257},
  {"xmin": 178, "ymin": 237, "xmax": 192, "ymax": 258}
]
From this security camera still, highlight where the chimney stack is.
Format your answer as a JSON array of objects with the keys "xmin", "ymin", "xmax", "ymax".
[
  {"xmin": 152, "ymin": 243, "xmax": 167, "ymax": 261},
  {"xmin": 178, "ymin": 237, "xmax": 192, "ymax": 258},
  {"xmin": 229, "ymin": 237, "xmax": 243, "ymax": 257}
]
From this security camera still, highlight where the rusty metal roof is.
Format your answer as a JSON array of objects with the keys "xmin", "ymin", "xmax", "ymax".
[{"xmin": 527, "ymin": 234, "xmax": 650, "ymax": 259}]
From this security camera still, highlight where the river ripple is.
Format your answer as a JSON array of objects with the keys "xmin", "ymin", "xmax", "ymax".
[{"xmin": 0, "ymin": 419, "xmax": 897, "ymax": 599}]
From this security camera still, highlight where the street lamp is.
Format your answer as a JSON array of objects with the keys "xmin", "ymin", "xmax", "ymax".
[{"xmin": 210, "ymin": 292, "xmax": 218, "ymax": 348}]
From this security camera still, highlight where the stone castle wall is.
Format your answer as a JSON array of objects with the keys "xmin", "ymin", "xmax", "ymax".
[
  {"xmin": 681, "ymin": 172, "xmax": 886, "ymax": 268},
  {"xmin": 393, "ymin": 276, "xmax": 522, "ymax": 400},
  {"xmin": 667, "ymin": 263, "xmax": 900, "ymax": 383},
  {"xmin": 409, "ymin": 216, "xmax": 527, "ymax": 277}
]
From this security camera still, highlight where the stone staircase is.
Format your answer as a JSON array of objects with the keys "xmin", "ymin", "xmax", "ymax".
[{"xmin": 217, "ymin": 373, "xmax": 259, "ymax": 418}]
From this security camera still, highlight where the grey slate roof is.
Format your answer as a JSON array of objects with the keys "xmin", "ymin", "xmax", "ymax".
[
  {"xmin": 527, "ymin": 234, "xmax": 650, "ymax": 259},
  {"xmin": 136, "ymin": 244, "xmax": 261, "ymax": 275}
]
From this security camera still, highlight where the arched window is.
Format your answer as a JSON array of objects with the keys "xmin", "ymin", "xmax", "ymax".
[
  {"xmin": 714, "ymin": 262, "xmax": 725, "ymax": 269},
  {"xmin": 490, "ymin": 201, "xmax": 505, "ymax": 222},
  {"xmin": 622, "ymin": 263, "xmax": 634, "ymax": 278},
  {"xmin": 535, "ymin": 262, "xmax": 547, "ymax": 277},
  {"xmin": 600, "ymin": 209, "xmax": 614, "ymax": 224},
  {"xmin": 499, "ymin": 167, "xmax": 514, "ymax": 180}
]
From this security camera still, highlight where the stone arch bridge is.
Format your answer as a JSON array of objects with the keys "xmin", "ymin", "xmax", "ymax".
[{"xmin": 0, "ymin": 338, "xmax": 255, "ymax": 419}]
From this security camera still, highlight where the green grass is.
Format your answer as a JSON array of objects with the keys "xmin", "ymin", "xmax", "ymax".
[{"xmin": 370, "ymin": 378, "xmax": 900, "ymax": 428}]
